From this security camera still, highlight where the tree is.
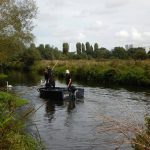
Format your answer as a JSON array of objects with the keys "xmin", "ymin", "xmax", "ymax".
[
  {"xmin": 85, "ymin": 42, "xmax": 91, "ymax": 54},
  {"xmin": 81, "ymin": 43, "xmax": 86, "ymax": 53},
  {"xmin": 127, "ymin": 47, "xmax": 147, "ymax": 59},
  {"xmin": 44, "ymin": 44, "xmax": 54, "ymax": 60},
  {"xmin": 0, "ymin": 0, "xmax": 37, "ymax": 63},
  {"xmin": 148, "ymin": 50, "xmax": 150, "ymax": 59},
  {"xmin": 21, "ymin": 44, "xmax": 41, "ymax": 67},
  {"xmin": 94, "ymin": 43, "xmax": 99, "ymax": 52},
  {"xmin": 127, "ymin": 48, "xmax": 136, "ymax": 58},
  {"xmin": 133, "ymin": 47, "xmax": 147, "ymax": 60},
  {"xmin": 95, "ymin": 47, "xmax": 110, "ymax": 59},
  {"xmin": 112, "ymin": 47, "xmax": 127, "ymax": 59},
  {"xmin": 76, "ymin": 42, "xmax": 82, "ymax": 55},
  {"xmin": 63, "ymin": 43, "xmax": 69, "ymax": 54},
  {"xmin": 38, "ymin": 44, "xmax": 45, "ymax": 58}
]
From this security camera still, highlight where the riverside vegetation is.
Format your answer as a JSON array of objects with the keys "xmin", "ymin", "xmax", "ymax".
[
  {"xmin": 0, "ymin": 91, "xmax": 44, "ymax": 149},
  {"xmin": 0, "ymin": 92, "xmax": 43, "ymax": 150},
  {"xmin": 35, "ymin": 59, "xmax": 150, "ymax": 87}
]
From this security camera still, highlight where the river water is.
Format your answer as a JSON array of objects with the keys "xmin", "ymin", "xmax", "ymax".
[{"xmin": 7, "ymin": 72, "xmax": 150, "ymax": 150}]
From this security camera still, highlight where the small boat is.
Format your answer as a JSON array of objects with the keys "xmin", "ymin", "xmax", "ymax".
[{"xmin": 37, "ymin": 86, "xmax": 84, "ymax": 101}]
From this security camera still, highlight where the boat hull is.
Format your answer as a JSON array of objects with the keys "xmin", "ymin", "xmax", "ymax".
[{"xmin": 38, "ymin": 87, "xmax": 84, "ymax": 100}]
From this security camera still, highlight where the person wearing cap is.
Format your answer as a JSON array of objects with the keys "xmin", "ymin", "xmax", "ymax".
[
  {"xmin": 65, "ymin": 70, "xmax": 77, "ymax": 100},
  {"xmin": 65, "ymin": 69, "xmax": 72, "ymax": 90}
]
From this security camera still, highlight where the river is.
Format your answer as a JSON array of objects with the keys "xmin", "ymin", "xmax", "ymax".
[{"xmin": 7, "ymin": 71, "xmax": 150, "ymax": 150}]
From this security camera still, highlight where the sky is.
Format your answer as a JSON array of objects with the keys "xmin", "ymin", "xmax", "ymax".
[{"xmin": 33, "ymin": 0, "xmax": 150, "ymax": 51}]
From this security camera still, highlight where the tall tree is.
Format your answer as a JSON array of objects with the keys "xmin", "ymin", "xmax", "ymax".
[
  {"xmin": 85, "ymin": 42, "xmax": 91, "ymax": 54},
  {"xmin": 0, "ymin": 0, "xmax": 37, "ymax": 63},
  {"xmin": 76, "ymin": 42, "xmax": 82, "ymax": 55},
  {"xmin": 63, "ymin": 43, "xmax": 69, "ymax": 54},
  {"xmin": 81, "ymin": 43, "xmax": 86, "ymax": 53},
  {"xmin": 94, "ymin": 43, "xmax": 99, "ymax": 52}
]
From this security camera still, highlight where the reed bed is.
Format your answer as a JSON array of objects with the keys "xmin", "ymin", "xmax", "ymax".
[{"xmin": 35, "ymin": 59, "xmax": 150, "ymax": 87}]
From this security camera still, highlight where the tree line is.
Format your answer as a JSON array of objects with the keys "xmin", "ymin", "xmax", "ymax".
[
  {"xmin": 62, "ymin": 42, "xmax": 150, "ymax": 60},
  {"xmin": 20, "ymin": 41, "xmax": 150, "ymax": 65}
]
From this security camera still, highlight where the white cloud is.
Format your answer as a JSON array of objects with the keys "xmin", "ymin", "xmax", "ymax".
[
  {"xmin": 105, "ymin": 0, "xmax": 130, "ymax": 8},
  {"xmin": 96, "ymin": 20, "xmax": 103, "ymax": 26},
  {"xmin": 143, "ymin": 32, "xmax": 150, "ymax": 37},
  {"xmin": 131, "ymin": 28, "xmax": 142, "ymax": 40},
  {"xmin": 77, "ymin": 33, "xmax": 86, "ymax": 40},
  {"xmin": 116, "ymin": 30, "xmax": 129, "ymax": 38}
]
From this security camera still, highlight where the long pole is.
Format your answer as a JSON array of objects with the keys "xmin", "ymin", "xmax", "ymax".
[{"xmin": 52, "ymin": 60, "xmax": 58, "ymax": 70}]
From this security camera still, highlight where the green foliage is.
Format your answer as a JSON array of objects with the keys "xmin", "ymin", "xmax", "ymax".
[
  {"xmin": 103, "ymin": 68, "xmax": 118, "ymax": 83},
  {"xmin": 127, "ymin": 47, "xmax": 147, "ymax": 60},
  {"xmin": 20, "ymin": 44, "xmax": 41, "ymax": 70},
  {"xmin": 76, "ymin": 42, "xmax": 82, "ymax": 54},
  {"xmin": 112, "ymin": 47, "xmax": 127, "ymax": 59},
  {"xmin": 63, "ymin": 43, "xmax": 69, "ymax": 54},
  {"xmin": 0, "ymin": 92, "xmax": 28, "ymax": 110},
  {"xmin": 94, "ymin": 43, "xmax": 99, "ymax": 52},
  {"xmin": 134, "ymin": 48, "xmax": 147, "ymax": 60},
  {"xmin": 0, "ymin": 0, "xmax": 37, "ymax": 63},
  {"xmin": 95, "ymin": 47, "xmax": 111, "ymax": 59},
  {"xmin": 44, "ymin": 60, "xmax": 150, "ymax": 87},
  {"xmin": 0, "ymin": 92, "xmax": 41, "ymax": 150},
  {"xmin": 86, "ymin": 42, "xmax": 93, "ymax": 56},
  {"xmin": 81, "ymin": 43, "xmax": 86, "ymax": 53},
  {"xmin": 37, "ymin": 44, "xmax": 62, "ymax": 60}
]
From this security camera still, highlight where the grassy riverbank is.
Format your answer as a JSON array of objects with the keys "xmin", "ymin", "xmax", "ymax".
[
  {"xmin": 0, "ymin": 92, "xmax": 41, "ymax": 150},
  {"xmin": 35, "ymin": 59, "xmax": 150, "ymax": 87}
]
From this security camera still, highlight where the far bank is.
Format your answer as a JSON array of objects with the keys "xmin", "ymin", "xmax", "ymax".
[{"xmin": 32, "ymin": 59, "xmax": 150, "ymax": 87}]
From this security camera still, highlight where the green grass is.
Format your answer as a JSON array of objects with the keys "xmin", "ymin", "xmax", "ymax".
[{"xmin": 0, "ymin": 92, "xmax": 42, "ymax": 150}]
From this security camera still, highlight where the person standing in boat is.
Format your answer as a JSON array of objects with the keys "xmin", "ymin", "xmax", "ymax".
[
  {"xmin": 65, "ymin": 70, "xmax": 76, "ymax": 100},
  {"xmin": 45, "ymin": 66, "xmax": 55, "ymax": 88},
  {"xmin": 65, "ymin": 69, "xmax": 72, "ymax": 90}
]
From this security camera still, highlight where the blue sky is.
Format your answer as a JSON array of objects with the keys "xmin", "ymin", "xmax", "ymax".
[{"xmin": 33, "ymin": 0, "xmax": 150, "ymax": 51}]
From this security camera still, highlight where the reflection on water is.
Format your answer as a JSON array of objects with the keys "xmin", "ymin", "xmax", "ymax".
[
  {"xmin": 45, "ymin": 98, "xmax": 77, "ymax": 118},
  {"xmin": 44, "ymin": 100, "xmax": 56, "ymax": 123},
  {"xmin": 5, "ymin": 71, "xmax": 41, "ymax": 86},
  {"xmin": 9, "ymin": 72, "xmax": 150, "ymax": 150},
  {"xmin": 67, "ymin": 100, "xmax": 76, "ymax": 113}
]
